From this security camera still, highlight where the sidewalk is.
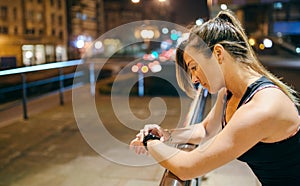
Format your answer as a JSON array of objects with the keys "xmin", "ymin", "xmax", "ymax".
[{"xmin": 0, "ymin": 86, "xmax": 260, "ymax": 186}]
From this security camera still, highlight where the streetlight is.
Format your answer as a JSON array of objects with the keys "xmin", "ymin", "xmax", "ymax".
[
  {"xmin": 131, "ymin": 0, "xmax": 140, "ymax": 3},
  {"xmin": 131, "ymin": 0, "xmax": 166, "ymax": 3}
]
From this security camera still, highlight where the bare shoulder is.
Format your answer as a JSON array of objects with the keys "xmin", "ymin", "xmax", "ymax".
[
  {"xmin": 233, "ymin": 87, "xmax": 299, "ymax": 142},
  {"xmin": 249, "ymin": 87, "xmax": 298, "ymax": 118}
]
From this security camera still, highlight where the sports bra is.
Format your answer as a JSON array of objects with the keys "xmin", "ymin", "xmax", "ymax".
[{"xmin": 222, "ymin": 76, "xmax": 300, "ymax": 186}]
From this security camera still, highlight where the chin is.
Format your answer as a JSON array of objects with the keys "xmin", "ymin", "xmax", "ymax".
[{"xmin": 208, "ymin": 85, "xmax": 224, "ymax": 94}]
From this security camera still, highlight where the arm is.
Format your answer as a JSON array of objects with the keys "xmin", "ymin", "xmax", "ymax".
[
  {"xmin": 150, "ymin": 89, "xmax": 225, "ymax": 144},
  {"xmin": 130, "ymin": 89, "xmax": 226, "ymax": 153},
  {"xmin": 167, "ymin": 88, "xmax": 227, "ymax": 144},
  {"xmin": 147, "ymin": 90, "xmax": 277, "ymax": 180}
]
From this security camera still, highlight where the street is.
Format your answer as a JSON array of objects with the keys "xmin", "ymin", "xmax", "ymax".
[{"xmin": 0, "ymin": 83, "xmax": 261, "ymax": 186}]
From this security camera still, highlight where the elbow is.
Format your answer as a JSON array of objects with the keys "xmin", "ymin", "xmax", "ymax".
[
  {"xmin": 177, "ymin": 173, "xmax": 192, "ymax": 181},
  {"xmin": 172, "ymin": 163, "xmax": 201, "ymax": 181},
  {"xmin": 174, "ymin": 169, "xmax": 196, "ymax": 181}
]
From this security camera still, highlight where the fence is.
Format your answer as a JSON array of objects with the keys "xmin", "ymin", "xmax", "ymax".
[{"xmin": 0, "ymin": 60, "xmax": 91, "ymax": 119}]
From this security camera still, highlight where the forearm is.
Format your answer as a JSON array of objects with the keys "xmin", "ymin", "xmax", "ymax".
[
  {"xmin": 168, "ymin": 124, "xmax": 206, "ymax": 145},
  {"xmin": 147, "ymin": 140, "xmax": 189, "ymax": 179},
  {"xmin": 147, "ymin": 140, "xmax": 205, "ymax": 181}
]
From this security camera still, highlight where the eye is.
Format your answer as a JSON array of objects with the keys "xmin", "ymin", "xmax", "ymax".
[{"xmin": 190, "ymin": 65, "xmax": 197, "ymax": 71}]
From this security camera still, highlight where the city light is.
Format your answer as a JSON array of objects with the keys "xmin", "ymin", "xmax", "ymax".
[
  {"xmin": 141, "ymin": 65, "xmax": 149, "ymax": 73},
  {"xmin": 149, "ymin": 61, "xmax": 162, "ymax": 73},
  {"xmin": 76, "ymin": 40, "xmax": 85, "ymax": 49},
  {"xmin": 249, "ymin": 38, "xmax": 256, "ymax": 46},
  {"xmin": 162, "ymin": 27, "xmax": 169, "ymax": 34},
  {"xmin": 196, "ymin": 18, "xmax": 204, "ymax": 25},
  {"xmin": 131, "ymin": 0, "xmax": 166, "ymax": 2},
  {"xmin": 140, "ymin": 29, "xmax": 155, "ymax": 39},
  {"xmin": 25, "ymin": 51, "xmax": 33, "ymax": 59},
  {"xmin": 131, "ymin": 65, "xmax": 139, "ymax": 72},
  {"xmin": 263, "ymin": 38, "xmax": 273, "ymax": 48},
  {"xmin": 94, "ymin": 41, "xmax": 103, "ymax": 49},
  {"xmin": 131, "ymin": 0, "xmax": 140, "ymax": 3},
  {"xmin": 220, "ymin": 4, "xmax": 228, "ymax": 10},
  {"xmin": 273, "ymin": 2, "xmax": 283, "ymax": 9},
  {"xmin": 296, "ymin": 47, "xmax": 300, "ymax": 54}
]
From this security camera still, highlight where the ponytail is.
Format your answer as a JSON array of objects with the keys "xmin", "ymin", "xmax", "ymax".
[
  {"xmin": 217, "ymin": 10, "xmax": 299, "ymax": 106},
  {"xmin": 176, "ymin": 10, "xmax": 299, "ymax": 105}
]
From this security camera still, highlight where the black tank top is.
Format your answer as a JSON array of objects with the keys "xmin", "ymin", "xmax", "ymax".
[{"xmin": 223, "ymin": 76, "xmax": 300, "ymax": 186}]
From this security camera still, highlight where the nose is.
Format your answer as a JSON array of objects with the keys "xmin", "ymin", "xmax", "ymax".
[
  {"xmin": 191, "ymin": 74, "xmax": 201, "ymax": 90},
  {"xmin": 191, "ymin": 74, "xmax": 200, "ymax": 84}
]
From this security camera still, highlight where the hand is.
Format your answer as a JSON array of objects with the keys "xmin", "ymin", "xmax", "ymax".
[
  {"xmin": 129, "ymin": 130, "xmax": 148, "ymax": 155},
  {"xmin": 143, "ymin": 124, "xmax": 171, "ymax": 142}
]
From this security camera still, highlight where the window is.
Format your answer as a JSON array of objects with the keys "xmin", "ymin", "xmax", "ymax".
[
  {"xmin": 51, "ymin": 13, "xmax": 55, "ymax": 24},
  {"xmin": 25, "ymin": 28, "xmax": 35, "ymax": 35},
  {"xmin": 28, "ymin": 10, "xmax": 34, "ymax": 22},
  {"xmin": 0, "ymin": 6, "xmax": 8, "ymax": 21},
  {"xmin": 59, "ymin": 31, "xmax": 63, "ymax": 40},
  {"xmin": 82, "ymin": 14, "xmax": 87, "ymax": 20},
  {"xmin": 13, "ymin": 7, "xmax": 17, "ymax": 21},
  {"xmin": 36, "ymin": 12, "xmax": 42, "ymax": 22},
  {"xmin": 58, "ymin": 15, "xmax": 63, "ymax": 25},
  {"xmin": 76, "ymin": 12, "xmax": 81, "ymax": 19},
  {"xmin": 0, "ymin": 26, "xmax": 8, "ymax": 34},
  {"xmin": 14, "ymin": 27, "xmax": 18, "ymax": 34},
  {"xmin": 57, "ymin": 0, "xmax": 62, "ymax": 9},
  {"xmin": 50, "ymin": 0, "xmax": 54, "ymax": 6},
  {"xmin": 52, "ymin": 29, "xmax": 55, "ymax": 36},
  {"xmin": 39, "ymin": 29, "xmax": 44, "ymax": 35}
]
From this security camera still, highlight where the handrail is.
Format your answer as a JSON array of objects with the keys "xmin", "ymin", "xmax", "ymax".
[
  {"xmin": 159, "ymin": 87, "xmax": 209, "ymax": 186},
  {"xmin": 0, "ymin": 60, "xmax": 85, "ymax": 120},
  {"xmin": 0, "ymin": 60, "xmax": 83, "ymax": 76}
]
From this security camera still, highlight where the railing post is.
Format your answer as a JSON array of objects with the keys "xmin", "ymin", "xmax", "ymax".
[
  {"xmin": 58, "ymin": 68, "xmax": 64, "ymax": 105},
  {"xmin": 21, "ymin": 73, "xmax": 28, "ymax": 120},
  {"xmin": 138, "ymin": 71, "xmax": 144, "ymax": 97},
  {"xmin": 89, "ymin": 63, "xmax": 95, "ymax": 97}
]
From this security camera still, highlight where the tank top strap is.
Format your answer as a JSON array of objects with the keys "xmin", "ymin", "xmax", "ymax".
[
  {"xmin": 221, "ymin": 76, "xmax": 279, "ymax": 129},
  {"xmin": 237, "ymin": 76, "xmax": 279, "ymax": 109}
]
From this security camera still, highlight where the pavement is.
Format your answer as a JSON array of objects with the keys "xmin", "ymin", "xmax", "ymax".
[{"xmin": 0, "ymin": 84, "xmax": 261, "ymax": 186}]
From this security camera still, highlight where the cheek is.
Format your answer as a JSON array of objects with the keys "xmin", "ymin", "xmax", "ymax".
[{"xmin": 198, "ymin": 59, "xmax": 225, "ymax": 93}]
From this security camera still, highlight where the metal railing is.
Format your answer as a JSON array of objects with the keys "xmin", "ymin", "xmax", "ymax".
[
  {"xmin": 0, "ymin": 60, "xmax": 85, "ymax": 119},
  {"xmin": 160, "ymin": 87, "xmax": 209, "ymax": 186}
]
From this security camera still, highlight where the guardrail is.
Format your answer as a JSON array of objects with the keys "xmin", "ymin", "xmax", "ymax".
[
  {"xmin": 0, "ymin": 60, "xmax": 87, "ymax": 119},
  {"xmin": 159, "ymin": 87, "xmax": 208, "ymax": 186}
]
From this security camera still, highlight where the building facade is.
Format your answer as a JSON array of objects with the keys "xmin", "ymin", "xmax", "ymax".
[
  {"xmin": 67, "ymin": 0, "xmax": 105, "ymax": 59},
  {"xmin": 0, "ymin": 0, "xmax": 68, "ymax": 68}
]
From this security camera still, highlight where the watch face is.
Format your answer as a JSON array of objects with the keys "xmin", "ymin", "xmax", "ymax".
[{"xmin": 143, "ymin": 132, "xmax": 161, "ymax": 150}]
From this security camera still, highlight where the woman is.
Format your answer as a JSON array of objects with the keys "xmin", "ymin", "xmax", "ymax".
[{"xmin": 130, "ymin": 10, "xmax": 300, "ymax": 186}]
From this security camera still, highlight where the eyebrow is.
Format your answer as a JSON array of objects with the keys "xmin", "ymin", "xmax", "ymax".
[{"xmin": 186, "ymin": 59, "xmax": 195, "ymax": 67}]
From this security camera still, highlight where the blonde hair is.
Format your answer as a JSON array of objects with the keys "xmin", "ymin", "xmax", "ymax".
[{"xmin": 175, "ymin": 10, "xmax": 299, "ymax": 105}]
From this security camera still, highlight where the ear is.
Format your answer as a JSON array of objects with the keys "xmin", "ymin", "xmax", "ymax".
[{"xmin": 213, "ymin": 44, "xmax": 224, "ymax": 64}]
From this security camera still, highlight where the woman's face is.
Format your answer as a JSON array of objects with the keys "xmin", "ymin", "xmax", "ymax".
[{"xmin": 183, "ymin": 47, "xmax": 225, "ymax": 94}]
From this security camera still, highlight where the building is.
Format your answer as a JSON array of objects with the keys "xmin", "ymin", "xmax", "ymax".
[
  {"xmin": 67, "ymin": 0, "xmax": 105, "ymax": 59},
  {"xmin": 0, "ymin": 0, "xmax": 68, "ymax": 68},
  {"xmin": 103, "ymin": 0, "xmax": 175, "ymax": 31}
]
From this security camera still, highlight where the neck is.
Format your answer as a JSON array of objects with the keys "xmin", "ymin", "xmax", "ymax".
[{"xmin": 225, "ymin": 64, "xmax": 261, "ymax": 99}]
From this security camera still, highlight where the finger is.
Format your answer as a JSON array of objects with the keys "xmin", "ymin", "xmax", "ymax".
[
  {"xmin": 139, "ymin": 146, "xmax": 147, "ymax": 154},
  {"xmin": 129, "ymin": 138, "xmax": 139, "ymax": 150},
  {"xmin": 144, "ymin": 124, "xmax": 159, "ymax": 135}
]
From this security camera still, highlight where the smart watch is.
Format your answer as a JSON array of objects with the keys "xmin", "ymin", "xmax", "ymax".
[{"xmin": 143, "ymin": 132, "xmax": 160, "ymax": 150}]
